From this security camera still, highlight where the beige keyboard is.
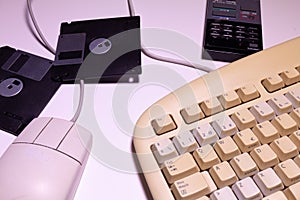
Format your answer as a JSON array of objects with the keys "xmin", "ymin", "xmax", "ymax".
[{"xmin": 133, "ymin": 36, "xmax": 300, "ymax": 200}]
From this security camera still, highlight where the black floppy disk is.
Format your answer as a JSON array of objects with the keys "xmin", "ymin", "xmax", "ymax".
[
  {"xmin": 51, "ymin": 16, "xmax": 141, "ymax": 83},
  {"xmin": 0, "ymin": 46, "xmax": 60, "ymax": 136}
]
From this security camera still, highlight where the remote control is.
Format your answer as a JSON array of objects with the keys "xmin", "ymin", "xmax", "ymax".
[{"xmin": 202, "ymin": 0, "xmax": 263, "ymax": 62}]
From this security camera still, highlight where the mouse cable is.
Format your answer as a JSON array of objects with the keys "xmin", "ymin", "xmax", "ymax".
[
  {"xmin": 27, "ymin": 0, "xmax": 56, "ymax": 55},
  {"xmin": 27, "ymin": 0, "xmax": 85, "ymax": 123},
  {"xmin": 127, "ymin": 0, "xmax": 214, "ymax": 73}
]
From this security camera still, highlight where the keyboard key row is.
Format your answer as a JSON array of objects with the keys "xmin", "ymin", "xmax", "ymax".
[{"xmin": 151, "ymin": 87, "xmax": 300, "ymax": 136}]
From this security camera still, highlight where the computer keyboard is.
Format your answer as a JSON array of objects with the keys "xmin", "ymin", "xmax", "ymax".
[{"xmin": 133, "ymin": 36, "xmax": 300, "ymax": 200}]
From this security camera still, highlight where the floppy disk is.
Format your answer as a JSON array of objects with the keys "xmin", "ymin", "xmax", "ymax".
[
  {"xmin": 0, "ymin": 46, "xmax": 60, "ymax": 135},
  {"xmin": 51, "ymin": 16, "xmax": 142, "ymax": 83}
]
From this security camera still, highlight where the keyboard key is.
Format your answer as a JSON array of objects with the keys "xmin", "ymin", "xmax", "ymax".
[
  {"xmin": 267, "ymin": 95, "xmax": 293, "ymax": 115},
  {"xmin": 294, "ymin": 155, "xmax": 300, "ymax": 167},
  {"xmin": 250, "ymin": 101, "xmax": 275, "ymax": 123},
  {"xmin": 180, "ymin": 104, "xmax": 204, "ymax": 124},
  {"xmin": 218, "ymin": 90, "xmax": 241, "ymax": 109},
  {"xmin": 252, "ymin": 121, "xmax": 279, "ymax": 144},
  {"xmin": 233, "ymin": 129, "xmax": 260, "ymax": 153},
  {"xmin": 262, "ymin": 74, "xmax": 284, "ymax": 92},
  {"xmin": 290, "ymin": 107, "xmax": 300, "ymax": 127},
  {"xmin": 230, "ymin": 153, "xmax": 258, "ymax": 179},
  {"xmin": 172, "ymin": 131, "xmax": 198, "ymax": 154},
  {"xmin": 231, "ymin": 109, "xmax": 257, "ymax": 130},
  {"xmin": 211, "ymin": 115, "xmax": 238, "ymax": 138},
  {"xmin": 151, "ymin": 139, "xmax": 178, "ymax": 165},
  {"xmin": 250, "ymin": 144, "xmax": 279, "ymax": 170},
  {"xmin": 236, "ymin": 84, "xmax": 260, "ymax": 102},
  {"xmin": 284, "ymin": 181, "xmax": 300, "ymax": 200},
  {"xmin": 200, "ymin": 97, "xmax": 223, "ymax": 116},
  {"xmin": 162, "ymin": 153, "xmax": 199, "ymax": 184},
  {"xmin": 262, "ymin": 191, "xmax": 288, "ymax": 200},
  {"xmin": 232, "ymin": 177, "xmax": 263, "ymax": 200},
  {"xmin": 214, "ymin": 136, "xmax": 241, "ymax": 161},
  {"xmin": 274, "ymin": 159, "xmax": 300, "ymax": 186},
  {"xmin": 279, "ymin": 69, "xmax": 300, "ymax": 86},
  {"xmin": 253, "ymin": 168, "xmax": 284, "ymax": 196},
  {"xmin": 202, "ymin": 171, "xmax": 217, "ymax": 194},
  {"xmin": 270, "ymin": 136, "xmax": 298, "ymax": 161},
  {"xmin": 285, "ymin": 86, "xmax": 300, "ymax": 107},
  {"xmin": 289, "ymin": 130, "xmax": 300, "ymax": 151},
  {"xmin": 210, "ymin": 186, "xmax": 237, "ymax": 200},
  {"xmin": 171, "ymin": 172, "xmax": 210, "ymax": 200},
  {"xmin": 271, "ymin": 113, "xmax": 298, "ymax": 136},
  {"xmin": 193, "ymin": 145, "xmax": 220, "ymax": 170},
  {"xmin": 192, "ymin": 123, "xmax": 219, "ymax": 146},
  {"xmin": 195, "ymin": 196, "xmax": 209, "ymax": 200},
  {"xmin": 209, "ymin": 161, "xmax": 238, "ymax": 188},
  {"xmin": 151, "ymin": 114, "xmax": 177, "ymax": 135}
]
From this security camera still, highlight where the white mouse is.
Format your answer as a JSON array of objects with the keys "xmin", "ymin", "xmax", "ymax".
[{"xmin": 0, "ymin": 117, "xmax": 92, "ymax": 200}]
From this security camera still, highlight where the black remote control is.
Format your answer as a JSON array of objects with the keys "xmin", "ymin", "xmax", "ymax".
[{"xmin": 202, "ymin": 0, "xmax": 263, "ymax": 62}]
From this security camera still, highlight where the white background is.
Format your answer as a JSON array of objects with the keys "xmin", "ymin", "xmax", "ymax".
[{"xmin": 0, "ymin": 0, "xmax": 299, "ymax": 199}]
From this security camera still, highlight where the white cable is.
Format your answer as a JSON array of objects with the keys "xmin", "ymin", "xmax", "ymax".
[
  {"xmin": 27, "ymin": 0, "xmax": 56, "ymax": 55},
  {"xmin": 127, "ymin": 0, "xmax": 214, "ymax": 73},
  {"xmin": 26, "ymin": 1, "xmax": 85, "ymax": 122},
  {"xmin": 71, "ymin": 79, "xmax": 85, "ymax": 122}
]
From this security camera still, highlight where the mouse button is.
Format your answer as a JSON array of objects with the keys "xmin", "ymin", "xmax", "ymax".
[
  {"xmin": 13, "ymin": 117, "xmax": 51, "ymax": 144},
  {"xmin": 0, "ymin": 144, "xmax": 80, "ymax": 200},
  {"xmin": 58, "ymin": 125, "xmax": 92, "ymax": 163},
  {"xmin": 34, "ymin": 118, "xmax": 73, "ymax": 149}
]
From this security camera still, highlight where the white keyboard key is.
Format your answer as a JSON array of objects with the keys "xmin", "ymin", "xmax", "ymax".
[
  {"xmin": 180, "ymin": 104, "xmax": 205, "ymax": 124},
  {"xmin": 200, "ymin": 97, "xmax": 223, "ymax": 116},
  {"xmin": 151, "ymin": 138, "xmax": 178, "ymax": 165},
  {"xmin": 252, "ymin": 121, "xmax": 279, "ymax": 144},
  {"xmin": 279, "ymin": 69, "xmax": 300, "ymax": 86},
  {"xmin": 250, "ymin": 144, "xmax": 279, "ymax": 170},
  {"xmin": 270, "ymin": 136, "xmax": 298, "ymax": 161},
  {"xmin": 250, "ymin": 101, "xmax": 275, "ymax": 123},
  {"xmin": 230, "ymin": 153, "xmax": 258, "ymax": 179},
  {"xmin": 214, "ymin": 136, "xmax": 241, "ymax": 161},
  {"xmin": 209, "ymin": 161, "xmax": 238, "ymax": 188},
  {"xmin": 290, "ymin": 130, "xmax": 300, "ymax": 151},
  {"xmin": 211, "ymin": 115, "xmax": 238, "ymax": 138},
  {"xmin": 162, "ymin": 153, "xmax": 199, "ymax": 184},
  {"xmin": 172, "ymin": 131, "xmax": 198, "ymax": 154},
  {"xmin": 192, "ymin": 123, "xmax": 219, "ymax": 146},
  {"xmin": 171, "ymin": 172, "xmax": 210, "ymax": 200},
  {"xmin": 210, "ymin": 186, "xmax": 237, "ymax": 200},
  {"xmin": 262, "ymin": 74, "xmax": 284, "ymax": 92},
  {"xmin": 284, "ymin": 181, "xmax": 300, "ymax": 200},
  {"xmin": 193, "ymin": 145, "xmax": 220, "ymax": 170},
  {"xmin": 218, "ymin": 90, "xmax": 241, "ymax": 109},
  {"xmin": 231, "ymin": 108, "xmax": 257, "ymax": 130},
  {"xmin": 253, "ymin": 168, "xmax": 284, "ymax": 196},
  {"xmin": 236, "ymin": 84, "xmax": 260, "ymax": 103},
  {"xmin": 151, "ymin": 114, "xmax": 177, "ymax": 135},
  {"xmin": 285, "ymin": 86, "xmax": 300, "ymax": 108},
  {"xmin": 290, "ymin": 107, "xmax": 300, "ymax": 127},
  {"xmin": 233, "ymin": 129, "xmax": 260, "ymax": 153},
  {"xmin": 262, "ymin": 191, "xmax": 288, "ymax": 200},
  {"xmin": 271, "ymin": 113, "xmax": 298, "ymax": 136},
  {"xmin": 232, "ymin": 177, "xmax": 263, "ymax": 200},
  {"xmin": 274, "ymin": 159, "xmax": 300, "ymax": 186},
  {"xmin": 267, "ymin": 95, "xmax": 293, "ymax": 115}
]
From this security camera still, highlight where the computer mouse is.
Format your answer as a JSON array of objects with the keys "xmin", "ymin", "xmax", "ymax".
[{"xmin": 0, "ymin": 117, "xmax": 92, "ymax": 200}]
